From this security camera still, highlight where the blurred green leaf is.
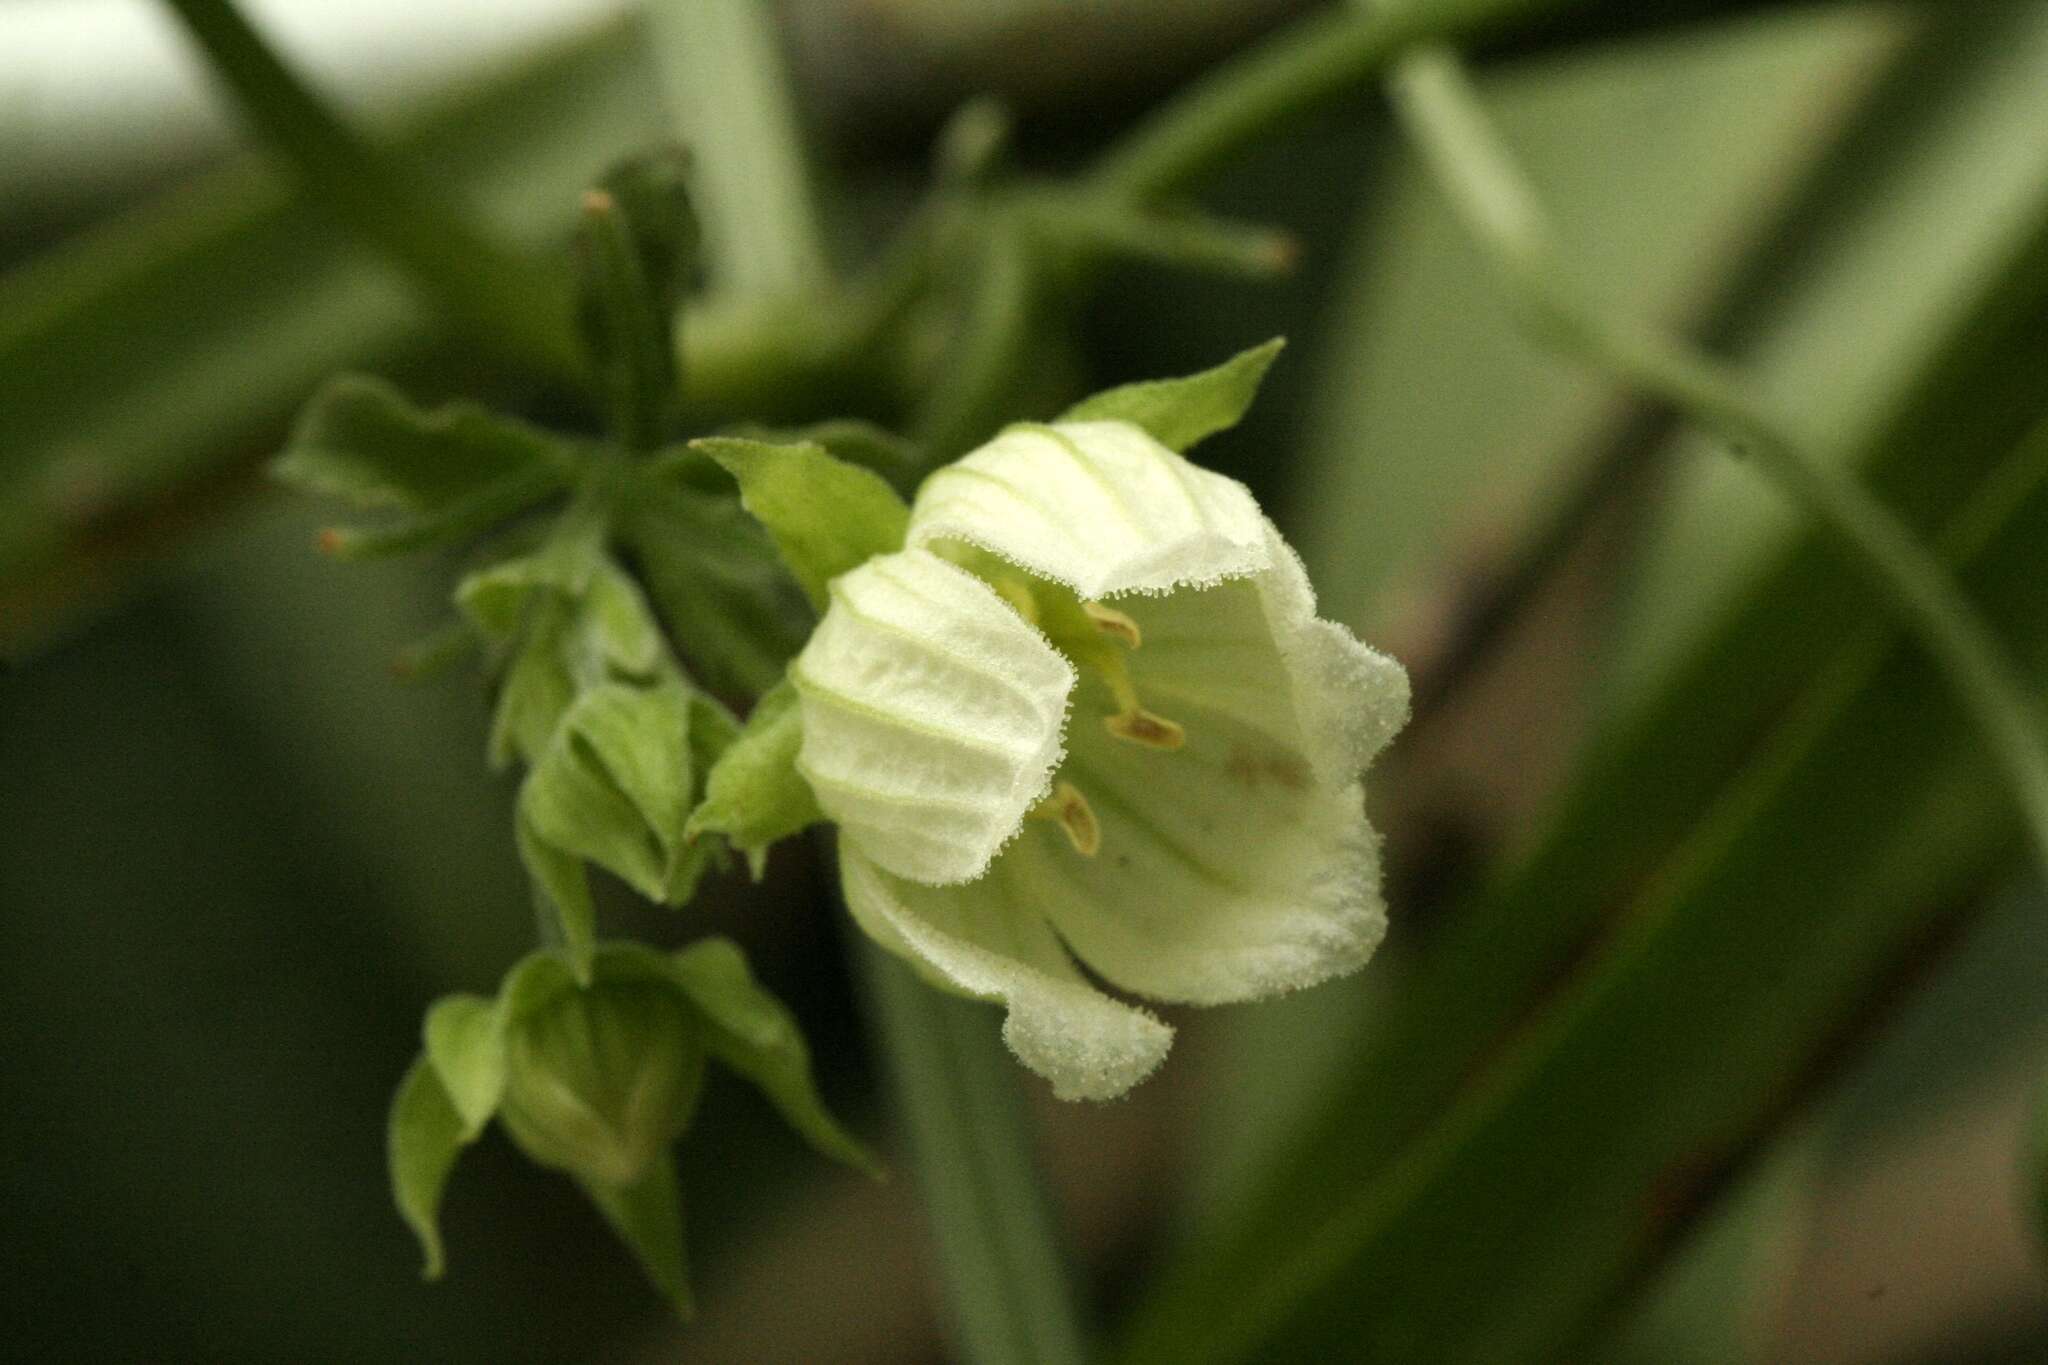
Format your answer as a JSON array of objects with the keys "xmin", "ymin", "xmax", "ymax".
[
  {"xmin": 695, "ymin": 436, "xmax": 909, "ymax": 611},
  {"xmin": 422, "ymin": 994, "xmax": 506, "ymax": 1142},
  {"xmin": 0, "ymin": 23, "xmax": 665, "ymax": 642},
  {"xmin": 387, "ymin": 1057, "xmax": 469, "ymax": 1281},
  {"xmin": 1059, "ymin": 339, "xmax": 1285, "ymax": 454},
  {"xmin": 670, "ymin": 937, "xmax": 879, "ymax": 1176},
  {"xmin": 273, "ymin": 374, "xmax": 573, "ymax": 512}
]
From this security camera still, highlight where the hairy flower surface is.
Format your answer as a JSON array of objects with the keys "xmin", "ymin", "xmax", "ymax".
[{"xmin": 793, "ymin": 419, "xmax": 1409, "ymax": 1099}]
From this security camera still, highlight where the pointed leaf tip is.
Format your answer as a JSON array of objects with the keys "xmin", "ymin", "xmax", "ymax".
[
  {"xmin": 578, "ymin": 1162, "xmax": 695, "ymax": 1317},
  {"xmin": 388, "ymin": 1057, "xmax": 469, "ymax": 1280},
  {"xmin": 1056, "ymin": 337, "xmax": 1285, "ymax": 453}
]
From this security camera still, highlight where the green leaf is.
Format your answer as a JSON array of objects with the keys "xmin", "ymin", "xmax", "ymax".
[
  {"xmin": 620, "ymin": 472, "xmax": 812, "ymax": 699},
  {"xmin": 1116, "ymin": 412, "xmax": 2048, "ymax": 1365},
  {"xmin": 715, "ymin": 419, "xmax": 926, "ymax": 495},
  {"xmin": 1057, "ymin": 338, "xmax": 1284, "ymax": 453},
  {"xmin": 386, "ymin": 1056, "xmax": 469, "ymax": 1281},
  {"xmin": 422, "ymin": 994, "xmax": 506, "ymax": 1141},
  {"xmin": 693, "ymin": 437, "xmax": 909, "ymax": 611},
  {"xmin": 670, "ymin": 937, "xmax": 879, "ymax": 1175},
  {"xmin": 577, "ymin": 1160, "xmax": 695, "ymax": 1317},
  {"xmin": 685, "ymin": 677, "xmax": 821, "ymax": 878},
  {"xmin": 273, "ymin": 373, "xmax": 572, "ymax": 512}
]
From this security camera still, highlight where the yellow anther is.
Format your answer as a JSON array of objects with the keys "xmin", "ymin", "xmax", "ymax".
[
  {"xmin": 1030, "ymin": 781, "xmax": 1101, "ymax": 856},
  {"xmin": 1082, "ymin": 601, "xmax": 1142, "ymax": 649},
  {"xmin": 1105, "ymin": 708, "xmax": 1185, "ymax": 750}
]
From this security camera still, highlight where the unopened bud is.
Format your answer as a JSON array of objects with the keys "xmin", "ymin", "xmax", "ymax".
[{"xmin": 500, "ymin": 979, "xmax": 704, "ymax": 1187}]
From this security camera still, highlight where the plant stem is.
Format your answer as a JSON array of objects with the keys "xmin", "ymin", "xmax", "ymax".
[
  {"xmin": 1087, "ymin": 0, "xmax": 1573, "ymax": 203},
  {"xmin": 643, "ymin": 0, "xmax": 832, "ymax": 298},
  {"xmin": 859, "ymin": 939, "xmax": 1088, "ymax": 1365},
  {"xmin": 158, "ymin": 0, "xmax": 583, "ymax": 382},
  {"xmin": 1386, "ymin": 43, "xmax": 2048, "ymax": 873},
  {"xmin": 667, "ymin": 2, "xmax": 1091, "ymax": 1345}
]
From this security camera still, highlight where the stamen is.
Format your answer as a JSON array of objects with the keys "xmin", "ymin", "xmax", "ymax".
[
  {"xmin": 1106, "ymin": 708, "xmax": 1185, "ymax": 750},
  {"xmin": 1082, "ymin": 601, "xmax": 1141, "ymax": 648},
  {"xmin": 1030, "ymin": 781, "xmax": 1100, "ymax": 856},
  {"xmin": 1092, "ymin": 648, "xmax": 1186, "ymax": 750}
]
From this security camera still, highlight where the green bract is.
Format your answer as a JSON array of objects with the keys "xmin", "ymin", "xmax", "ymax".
[
  {"xmin": 787, "ymin": 345, "xmax": 1410, "ymax": 1100},
  {"xmin": 386, "ymin": 940, "xmax": 874, "ymax": 1314}
]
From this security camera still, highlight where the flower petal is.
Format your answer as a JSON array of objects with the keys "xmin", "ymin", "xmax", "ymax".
[
  {"xmin": 1017, "ymin": 679, "xmax": 1388, "ymax": 1004},
  {"xmin": 1121, "ymin": 519, "xmax": 1408, "ymax": 786},
  {"xmin": 794, "ymin": 548, "xmax": 1074, "ymax": 885},
  {"xmin": 908, "ymin": 420, "xmax": 1268, "ymax": 598},
  {"xmin": 839, "ymin": 843, "xmax": 1173, "ymax": 1101}
]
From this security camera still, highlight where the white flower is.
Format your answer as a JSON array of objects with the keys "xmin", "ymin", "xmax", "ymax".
[{"xmin": 792, "ymin": 419, "xmax": 1409, "ymax": 1100}]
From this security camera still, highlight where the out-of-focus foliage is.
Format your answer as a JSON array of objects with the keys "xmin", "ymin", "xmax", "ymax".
[{"xmin": 5, "ymin": 2, "xmax": 2048, "ymax": 1362}]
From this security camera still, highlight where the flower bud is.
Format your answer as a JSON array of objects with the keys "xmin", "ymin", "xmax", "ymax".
[{"xmin": 499, "ymin": 975, "xmax": 705, "ymax": 1188}]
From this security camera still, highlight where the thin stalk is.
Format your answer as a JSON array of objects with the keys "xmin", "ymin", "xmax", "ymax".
[
  {"xmin": 643, "ymin": 0, "xmax": 831, "ymax": 298},
  {"xmin": 859, "ymin": 940, "xmax": 1088, "ymax": 1365},
  {"xmin": 1386, "ymin": 44, "xmax": 2048, "ymax": 872},
  {"xmin": 1087, "ymin": 0, "xmax": 1573, "ymax": 203},
  {"xmin": 158, "ymin": 0, "xmax": 582, "ymax": 382}
]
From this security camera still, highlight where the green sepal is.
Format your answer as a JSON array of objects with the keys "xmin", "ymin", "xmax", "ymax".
[
  {"xmin": 1057, "ymin": 337, "xmax": 1285, "ymax": 453},
  {"xmin": 499, "ymin": 949, "xmax": 580, "ymax": 1024},
  {"xmin": 274, "ymin": 374, "xmax": 573, "ymax": 551},
  {"xmin": 577, "ymin": 1160, "xmax": 694, "ymax": 1318},
  {"xmin": 594, "ymin": 147, "xmax": 699, "ymax": 317},
  {"xmin": 516, "ymin": 809, "xmax": 597, "ymax": 977},
  {"xmin": 422, "ymin": 994, "xmax": 506, "ymax": 1140},
  {"xmin": 463, "ymin": 548, "xmax": 666, "ymax": 769},
  {"xmin": 576, "ymin": 181, "xmax": 687, "ymax": 450},
  {"xmin": 387, "ymin": 1056, "xmax": 469, "ymax": 1281},
  {"xmin": 497, "ymin": 958, "xmax": 708, "ymax": 1188},
  {"xmin": 692, "ymin": 437, "xmax": 910, "ymax": 611},
  {"xmin": 685, "ymin": 677, "xmax": 821, "ymax": 879},
  {"xmin": 670, "ymin": 938, "xmax": 880, "ymax": 1177}
]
